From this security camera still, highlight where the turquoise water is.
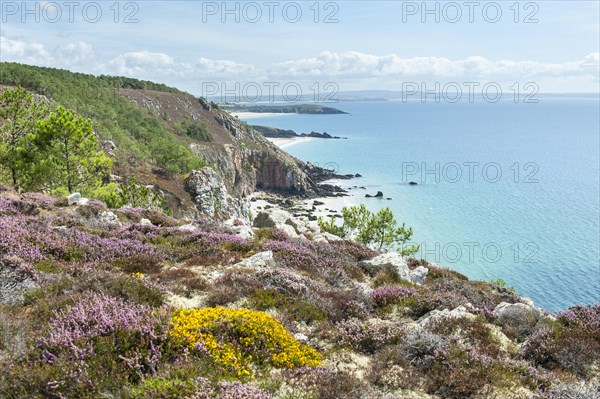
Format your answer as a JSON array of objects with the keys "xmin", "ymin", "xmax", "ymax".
[{"xmin": 242, "ymin": 99, "xmax": 600, "ymax": 312}]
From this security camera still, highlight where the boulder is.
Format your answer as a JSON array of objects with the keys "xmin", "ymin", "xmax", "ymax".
[
  {"xmin": 140, "ymin": 218, "xmax": 153, "ymax": 226},
  {"xmin": 360, "ymin": 252, "xmax": 428, "ymax": 285},
  {"xmin": 365, "ymin": 191, "xmax": 384, "ymax": 198},
  {"xmin": 235, "ymin": 251, "xmax": 276, "ymax": 269},
  {"xmin": 178, "ymin": 224, "xmax": 198, "ymax": 232},
  {"xmin": 98, "ymin": 211, "xmax": 119, "ymax": 226},
  {"xmin": 252, "ymin": 208, "xmax": 304, "ymax": 237},
  {"xmin": 186, "ymin": 167, "xmax": 249, "ymax": 221},
  {"xmin": 67, "ymin": 192, "xmax": 81, "ymax": 205},
  {"xmin": 0, "ymin": 257, "xmax": 39, "ymax": 305},
  {"xmin": 410, "ymin": 266, "xmax": 429, "ymax": 285},
  {"xmin": 418, "ymin": 305, "xmax": 476, "ymax": 328},
  {"xmin": 231, "ymin": 224, "xmax": 254, "ymax": 239},
  {"xmin": 253, "ymin": 212, "xmax": 276, "ymax": 228},
  {"xmin": 492, "ymin": 302, "xmax": 541, "ymax": 333}
]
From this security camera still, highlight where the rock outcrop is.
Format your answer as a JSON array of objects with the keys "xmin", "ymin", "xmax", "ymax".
[
  {"xmin": 186, "ymin": 167, "xmax": 250, "ymax": 221},
  {"xmin": 0, "ymin": 257, "xmax": 38, "ymax": 305},
  {"xmin": 360, "ymin": 252, "xmax": 429, "ymax": 285}
]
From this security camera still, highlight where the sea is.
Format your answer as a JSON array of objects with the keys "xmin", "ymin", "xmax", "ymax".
[{"xmin": 239, "ymin": 98, "xmax": 600, "ymax": 312}]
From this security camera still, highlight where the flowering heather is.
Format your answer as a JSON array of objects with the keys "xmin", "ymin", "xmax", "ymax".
[
  {"xmin": 265, "ymin": 239, "xmax": 356, "ymax": 288},
  {"xmin": 256, "ymin": 267, "xmax": 328, "ymax": 299},
  {"xmin": 557, "ymin": 304, "xmax": 600, "ymax": 332},
  {"xmin": 328, "ymin": 239, "xmax": 377, "ymax": 261},
  {"xmin": 120, "ymin": 206, "xmax": 146, "ymax": 219},
  {"xmin": 266, "ymin": 240, "xmax": 321, "ymax": 272},
  {"xmin": 0, "ymin": 196, "xmax": 26, "ymax": 215},
  {"xmin": 0, "ymin": 216, "xmax": 57, "ymax": 262},
  {"xmin": 334, "ymin": 318, "xmax": 405, "ymax": 353},
  {"xmin": 118, "ymin": 222, "xmax": 168, "ymax": 241},
  {"xmin": 39, "ymin": 293, "xmax": 169, "ymax": 362},
  {"xmin": 66, "ymin": 229, "xmax": 158, "ymax": 263},
  {"xmin": 21, "ymin": 192, "xmax": 56, "ymax": 209},
  {"xmin": 217, "ymin": 381, "xmax": 273, "ymax": 399},
  {"xmin": 371, "ymin": 285, "xmax": 418, "ymax": 307}
]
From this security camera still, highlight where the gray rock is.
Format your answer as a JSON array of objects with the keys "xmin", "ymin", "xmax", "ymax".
[
  {"xmin": 235, "ymin": 251, "xmax": 276, "ymax": 269},
  {"xmin": 77, "ymin": 198, "xmax": 89, "ymax": 206},
  {"xmin": 492, "ymin": 302, "xmax": 541, "ymax": 332},
  {"xmin": 321, "ymin": 232, "xmax": 343, "ymax": 242},
  {"xmin": 231, "ymin": 224, "xmax": 254, "ymax": 239},
  {"xmin": 418, "ymin": 306, "xmax": 475, "ymax": 328},
  {"xmin": 186, "ymin": 167, "xmax": 250, "ymax": 221},
  {"xmin": 360, "ymin": 252, "xmax": 428, "ymax": 285},
  {"xmin": 410, "ymin": 266, "xmax": 429, "ymax": 285},
  {"xmin": 98, "ymin": 211, "xmax": 119, "ymax": 226},
  {"xmin": 140, "ymin": 218, "xmax": 153, "ymax": 226},
  {"xmin": 67, "ymin": 192, "xmax": 81, "ymax": 205},
  {"xmin": 293, "ymin": 332, "xmax": 309, "ymax": 343},
  {"xmin": 0, "ymin": 258, "xmax": 39, "ymax": 305},
  {"xmin": 251, "ymin": 208, "xmax": 304, "ymax": 238},
  {"xmin": 178, "ymin": 224, "xmax": 198, "ymax": 232}
]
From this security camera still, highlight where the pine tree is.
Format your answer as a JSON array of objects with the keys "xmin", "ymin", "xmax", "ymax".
[
  {"xmin": 35, "ymin": 106, "xmax": 112, "ymax": 193},
  {"xmin": 0, "ymin": 87, "xmax": 49, "ymax": 190}
]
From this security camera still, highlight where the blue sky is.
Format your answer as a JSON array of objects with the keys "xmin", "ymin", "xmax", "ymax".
[{"xmin": 1, "ymin": 1, "xmax": 599, "ymax": 95}]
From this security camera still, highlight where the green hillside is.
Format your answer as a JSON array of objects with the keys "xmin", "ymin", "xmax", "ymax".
[{"xmin": 0, "ymin": 62, "xmax": 203, "ymax": 175}]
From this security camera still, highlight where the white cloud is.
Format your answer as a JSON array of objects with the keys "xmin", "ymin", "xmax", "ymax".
[
  {"xmin": 270, "ymin": 51, "xmax": 600, "ymax": 80},
  {"xmin": 195, "ymin": 57, "xmax": 257, "ymax": 78},
  {"xmin": 0, "ymin": 36, "xmax": 52, "ymax": 64},
  {"xmin": 107, "ymin": 51, "xmax": 184, "ymax": 76},
  {"xmin": 55, "ymin": 42, "xmax": 95, "ymax": 66},
  {"xmin": 0, "ymin": 35, "xmax": 597, "ymax": 91}
]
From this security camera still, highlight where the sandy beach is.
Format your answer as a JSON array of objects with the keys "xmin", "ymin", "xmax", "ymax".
[{"xmin": 265, "ymin": 136, "xmax": 314, "ymax": 149}]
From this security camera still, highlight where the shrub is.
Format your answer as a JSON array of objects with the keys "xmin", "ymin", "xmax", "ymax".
[
  {"xmin": 523, "ymin": 305, "xmax": 600, "ymax": 378},
  {"xmin": 217, "ymin": 381, "xmax": 272, "ymax": 399},
  {"xmin": 15, "ymin": 293, "xmax": 173, "ymax": 397},
  {"xmin": 328, "ymin": 240, "xmax": 377, "ymax": 261},
  {"xmin": 283, "ymin": 366, "xmax": 365, "ymax": 399},
  {"xmin": 168, "ymin": 307, "xmax": 322, "ymax": 377},
  {"xmin": 333, "ymin": 318, "xmax": 405, "ymax": 354},
  {"xmin": 93, "ymin": 177, "xmax": 170, "ymax": 213},
  {"xmin": 128, "ymin": 374, "xmax": 212, "ymax": 399},
  {"xmin": 428, "ymin": 315, "xmax": 502, "ymax": 358},
  {"xmin": 247, "ymin": 289, "xmax": 327, "ymax": 325},
  {"xmin": 114, "ymin": 254, "xmax": 163, "ymax": 274},
  {"xmin": 400, "ymin": 327, "xmax": 447, "ymax": 369},
  {"xmin": 183, "ymin": 121, "xmax": 212, "ymax": 142},
  {"xmin": 533, "ymin": 382, "xmax": 600, "ymax": 399},
  {"xmin": 38, "ymin": 293, "xmax": 169, "ymax": 363},
  {"xmin": 324, "ymin": 204, "xmax": 419, "ymax": 254},
  {"xmin": 370, "ymin": 285, "xmax": 418, "ymax": 307},
  {"xmin": 206, "ymin": 270, "xmax": 264, "ymax": 306}
]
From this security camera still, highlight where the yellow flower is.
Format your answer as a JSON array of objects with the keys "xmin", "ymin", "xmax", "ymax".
[{"xmin": 168, "ymin": 307, "xmax": 322, "ymax": 377}]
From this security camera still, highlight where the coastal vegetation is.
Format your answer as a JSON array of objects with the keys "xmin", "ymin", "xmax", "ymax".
[
  {"xmin": 0, "ymin": 63, "xmax": 205, "ymax": 176},
  {"xmin": 318, "ymin": 204, "xmax": 420, "ymax": 255},
  {"xmin": 0, "ymin": 66, "xmax": 597, "ymax": 399}
]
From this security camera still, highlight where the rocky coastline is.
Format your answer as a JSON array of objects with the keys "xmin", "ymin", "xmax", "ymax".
[{"xmin": 253, "ymin": 125, "xmax": 347, "ymax": 140}]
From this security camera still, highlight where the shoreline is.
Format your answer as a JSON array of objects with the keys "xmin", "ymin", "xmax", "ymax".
[
  {"xmin": 249, "ymin": 179, "xmax": 364, "ymax": 226},
  {"xmin": 265, "ymin": 136, "xmax": 315, "ymax": 149},
  {"xmin": 231, "ymin": 111, "xmax": 292, "ymax": 119}
]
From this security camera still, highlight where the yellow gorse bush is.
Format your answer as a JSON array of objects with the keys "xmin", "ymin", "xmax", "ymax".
[{"xmin": 169, "ymin": 307, "xmax": 322, "ymax": 377}]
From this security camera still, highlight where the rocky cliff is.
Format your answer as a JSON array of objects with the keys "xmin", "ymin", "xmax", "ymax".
[{"xmin": 120, "ymin": 89, "xmax": 346, "ymax": 216}]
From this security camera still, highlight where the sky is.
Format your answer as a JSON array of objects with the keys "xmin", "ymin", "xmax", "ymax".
[{"xmin": 1, "ymin": 0, "xmax": 599, "ymax": 97}]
